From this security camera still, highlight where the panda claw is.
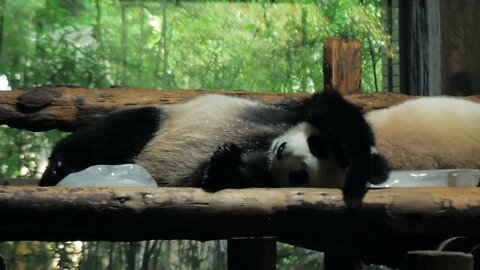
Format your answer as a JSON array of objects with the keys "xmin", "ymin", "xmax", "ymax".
[
  {"xmin": 201, "ymin": 143, "xmax": 245, "ymax": 190},
  {"xmin": 212, "ymin": 143, "xmax": 242, "ymax": 164}
]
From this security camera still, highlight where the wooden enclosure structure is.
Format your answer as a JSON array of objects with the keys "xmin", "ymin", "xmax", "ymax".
[
  {"xmin": 0, "ymin": 38, "xmax": 480, "ymax": 269},
  {"xmin": 1, "ymin": 86, "xmax": 480, "ymax": 269}
]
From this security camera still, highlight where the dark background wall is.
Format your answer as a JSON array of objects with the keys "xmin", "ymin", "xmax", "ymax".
[{"xmin": 440, "ymin": 0, "xmax": 480, "ymax": 95}]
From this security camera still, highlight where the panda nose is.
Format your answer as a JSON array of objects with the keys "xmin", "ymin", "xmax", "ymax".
[{"xmin": 276, "ymin": 142, "xmax": 287, "ymax": 159}]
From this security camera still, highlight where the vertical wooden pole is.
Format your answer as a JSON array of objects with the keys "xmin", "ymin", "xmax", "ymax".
[
  {"xmin": 405, "ymin": 251, "xmax": 473, "ymax": 270},
  {"xmin": 228, "ymin": 238, "xmax": 276, "ymax": 270},
  {"xmin": 323, "ymin": 37, "xmax": 362, "ymax": 95}
]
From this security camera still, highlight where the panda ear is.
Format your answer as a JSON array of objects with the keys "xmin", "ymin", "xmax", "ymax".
[{"xmin": 307, "ymin": 135, "xmax": 328, "ymax": 158}]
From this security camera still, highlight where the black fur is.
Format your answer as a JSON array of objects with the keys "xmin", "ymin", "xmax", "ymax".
[
  {"xmin": 39, "ymin": 107, "xmax": 164, "ymax": 186},
  {"xmin": 370, "ymin": 153, "xmax": 391, "ymax": 185},
  {"xmin": 199, "ymin": 143, "xmax": 274, "ymax": 190},
  {"xmin": 300, "ymin": 90, "xmax": 384, "ymax": 204},
  {"xmin": 307, "ymin": 135, "xmax": 328, "ymax": 158}
]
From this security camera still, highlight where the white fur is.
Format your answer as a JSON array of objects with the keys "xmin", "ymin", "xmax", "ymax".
[
  {"xmin": 366, "ymin": 97, "xmax": 480, "ymax": 170},
  {"xmin": 135, "ymin": 95, "xmax": 286, "ymax": 185},
  {"xmin": 269, "ymin": 123, "xmax": 345, "ymax": 188}
]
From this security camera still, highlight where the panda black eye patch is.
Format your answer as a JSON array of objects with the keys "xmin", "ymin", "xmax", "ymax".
[{"xmin": 307, "ymin": 135, "xmax": 327, "ymax": 158}]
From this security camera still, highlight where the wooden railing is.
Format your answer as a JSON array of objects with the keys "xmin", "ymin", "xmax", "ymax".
[
  {"xmin": 1, "ymin": 87, "xmax": 480, "ymax": 269},
  {"xmin": 1, "ymin": 186, "xmax": 480, "ymax": 268},
  {"xmin": 1, "ymin": 37, "xmax": 480, "ymax": 269}
]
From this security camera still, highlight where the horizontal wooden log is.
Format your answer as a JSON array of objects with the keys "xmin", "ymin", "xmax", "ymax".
[
  {"xmin": 0, "ymin": 87, "xmax": 307, "ymax": 131},
  {"xmin": 2, "ymin": 86, "xmax": 478, "ymax": 131},
  {"xmin": 1, "ymin": 186, "xmax": 480, "ymax": 243},
  {"xmin": 0, "ymin": 178, "xmax": 38, "ymax": 186}
]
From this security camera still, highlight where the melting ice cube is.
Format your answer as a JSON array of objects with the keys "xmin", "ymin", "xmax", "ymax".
[{"xmin": 56, "ymin": 164, "xmax": 158, "ymax": 187}]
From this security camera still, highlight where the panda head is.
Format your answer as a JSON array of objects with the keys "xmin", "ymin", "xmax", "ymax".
[{"xmin": 269, "ymin": 122, "xmax": 346, "ymax": 188}]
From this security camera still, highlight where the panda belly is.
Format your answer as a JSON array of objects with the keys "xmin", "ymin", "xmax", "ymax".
[{"xmin": 134, "ymin": 95, "xmax": 288, "ymax": 186}]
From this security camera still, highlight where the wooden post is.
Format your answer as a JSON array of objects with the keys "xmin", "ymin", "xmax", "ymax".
[
  {"xmin": 323, "ymin": 37, "xmax": 362, "ymax": 95},
  {"xmin": 228, "ymin": 238, "xmax": 276, "ymax": 270},
  {"xmin": 405, "ymin": 251, "xmax": 473, "ymax": 270}
]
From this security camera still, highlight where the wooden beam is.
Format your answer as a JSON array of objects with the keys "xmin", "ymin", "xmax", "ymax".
[
  {"xmin": 0, "ymin": 178, "xmax": 38, "ymax": 186},
  {"xmin": 1, "ymin": 186, "xmax": 480, "ymax": 242},
  {"xmin": 1, "ymin": 87, "xmax": 479, "ymax": 132},
  {"xmin": 405, "ymin": 251, "xmax": 474, "ymax": 270},
  {"xmin": 0, "ymin": 87, "xmax": 307, "ymax": 131}
]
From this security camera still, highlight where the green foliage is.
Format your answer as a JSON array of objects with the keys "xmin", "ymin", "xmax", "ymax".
[
  {"xmin": 1, "ymin": 0, "xmax": 390, "ymax": 92},
  {"xmin": 0, "ymin": 127, "xmax": 64, "ymax": 178},
  {"xmin": 277, "ymin": 243, "xmax": 324, "ymax": 269},
  {"xmin": 0, "ymin": 241, "xmax": 55, "ymax": 270}
]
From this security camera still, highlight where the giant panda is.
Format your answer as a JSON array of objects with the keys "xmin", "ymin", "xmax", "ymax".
[
  {"xmin": 366, "ymin": 96, "xmax": 480, "ymax": 170},
  {"xmin": 39, "ymin": 90, "xmax": 390, "ymax": 206},
  {"xmin": 270, "ymin": 96, "xmax": 480, "ymax": 195}
]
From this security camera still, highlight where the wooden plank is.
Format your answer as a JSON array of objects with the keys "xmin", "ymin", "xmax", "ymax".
[
  {"xmin": 228, "ymin": 238, "xmax": 276, "ymax": 270},
  {"xmin": 323, "ymin": 37, "xmax": 362, "ymax": 95},
  {"xmin": 405, "ymin": 251, "xmax": 473, "ymax": 270},
  {"xmin": 0, "ymin": 178, "xmax": 38, "ymax": 186},
  {"xmin": 1, "ymin": 187, "xmax": 480, "ymax": 242}
]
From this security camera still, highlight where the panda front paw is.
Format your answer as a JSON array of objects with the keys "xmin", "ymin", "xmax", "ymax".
[
  {"xmin": 201, "ymin": 143, "xmax": 244, "ymax": 190},
  {"xmin": 212, "ymin": 143, "xmax": 243, "ymax": 165}
]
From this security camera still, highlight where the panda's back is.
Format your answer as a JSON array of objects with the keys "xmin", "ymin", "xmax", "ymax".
[
  {"xmin": 367, "ymin": 97, "xmax": 480, "ymax": 169},
  {"xmin": 134, "ymin": 94, "xmax": 293, "ymax": 185}
]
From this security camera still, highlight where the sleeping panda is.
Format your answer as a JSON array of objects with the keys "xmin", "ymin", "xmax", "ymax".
[
  {"xmin": 271, "ymin": 96, "xmax": 480, "ymax": 194},
  {"xmin": 366, "ymin": 96, "xmax": 480, "ymax": 170},
  {"xmin": 39, "ymin": 90, "xmax": 390, "ymax": 206},
  {"xmin": 269, "ymin": 122, "xmax": 389, "ymax": 190}
]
